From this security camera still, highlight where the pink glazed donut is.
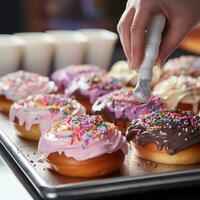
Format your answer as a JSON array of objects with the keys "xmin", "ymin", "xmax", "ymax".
[
  {"xmin": 65, "ymin": 74, "xmax": 123, "ymax": 113},
  {"xmin": 38, "ymin": 114, "xmax": 128, "ymax": 177},
  {"xmin": 10, "ymin": 94, "xmax": 86, "ymax": 141},
  {"xmin": 160, "ymin": 56, "xmax": 200, "ymax": 82},
  {"xmin": 0, "ymin": 70, "xmax": 57, "ymax": 114},
  {"xmin": 51, "ymin": 64, "xmax": 106, "ymax": 91}
]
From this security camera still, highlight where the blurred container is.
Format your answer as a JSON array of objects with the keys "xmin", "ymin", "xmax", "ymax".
[
  {"xmin": 46, "ymin": 30, "xmax": 87, "ymax": 70},
  {"xmin": 0, "ymin": 35, "xmax": 24, "ymax": 76},
  {"xmin": 14, "ymin": 32, "xmax": 54, "ymax": 76},
  {"xmin": 79, "ymin": 29, "xmax": 118, "ymax": 69}
]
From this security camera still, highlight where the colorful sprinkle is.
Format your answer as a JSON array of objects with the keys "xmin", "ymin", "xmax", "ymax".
[
  {"xmin": 0, "ymin": 70, "xmax": 57, "ymax": 101},
  {"xmin": 138, "ymin": 108, "xmax": 200, "ymax": 131},
  {"xmin": 47, "ymin": 115, "xmax": 118, "ymax": 147}
]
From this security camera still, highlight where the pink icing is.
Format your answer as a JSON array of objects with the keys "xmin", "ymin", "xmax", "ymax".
[
  {"xmin": 51, "ymin": 64, "xmax": 105, "ymax": 88},
  {"xmin": 65, "ymin": 74, "xmax": 123, "ymax": 103},
  {"xmin": 38, "ymin": 115, "xmax": 128, "ymax": 161},
  {"xmin": 164, "ymin": 56, "xmax": 200, "ymax": 72},
  {"xmin": 0, "ymin": 70, "xmax": 57, "ymax": 101},
  {"xmin": 9, "ymin": 94, "xmax": 86, "ymax": 133},
  {"xmin": 93, "ymin": 88, "xmax": 166, "ymax": 121}
]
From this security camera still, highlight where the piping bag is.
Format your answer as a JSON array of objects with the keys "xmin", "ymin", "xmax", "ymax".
[{"xmin": 133, "ymin": 14, "xmax": 166, "ymax": 103}]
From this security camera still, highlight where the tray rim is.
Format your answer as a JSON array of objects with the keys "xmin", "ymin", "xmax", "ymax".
[{"xmin": 1, "ymin": 127, "xmax": 200, "ymax": 199}]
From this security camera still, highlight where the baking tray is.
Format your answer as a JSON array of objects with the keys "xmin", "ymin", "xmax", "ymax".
[{"xmin": 1, "ymin": 113, "xmax": 200, "ymax": 200}]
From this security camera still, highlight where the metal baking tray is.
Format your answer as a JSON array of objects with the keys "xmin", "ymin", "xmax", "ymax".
[{"xmin": 1, "ymin": 113, "xmax": 200, "ymax": 200}]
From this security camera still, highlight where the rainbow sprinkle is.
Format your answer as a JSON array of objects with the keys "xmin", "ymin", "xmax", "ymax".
[
  {"xmin": 75, "ymin": 74, "xmax": 122, "ymax": 92},
  {"xmin": 0, "ymin": 70, "xmax": 57, "ymax": 101},
  {"xmin": 16, "ymin": 94, "xmax": 83, "ymax": 116},
  {"xmin": 138, "ymin": 108, "xmax": 200, "ymax": 132},
  {"xmin": 47, "ymin": 115, "xmax": 118, "ymax": 147}
]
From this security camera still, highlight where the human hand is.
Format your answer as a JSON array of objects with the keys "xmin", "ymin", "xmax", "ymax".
[{"xmin": 117, "ymin": 0, "xmax": 200, "ymax": 69}]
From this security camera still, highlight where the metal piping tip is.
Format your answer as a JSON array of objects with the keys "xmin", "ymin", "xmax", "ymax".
[{"xmin": 133, "ymin": 78, "xmax": 151, "ymax": 103}]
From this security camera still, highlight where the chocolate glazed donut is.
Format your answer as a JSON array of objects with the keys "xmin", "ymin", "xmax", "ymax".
[{"xmin": 126, "ymin": 109, "xmax": 200, "ymax": 165}]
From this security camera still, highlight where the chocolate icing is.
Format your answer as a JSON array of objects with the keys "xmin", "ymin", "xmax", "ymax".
[
  {"xmin": 94, "ymin": 107, "xmax": 128, "ymax": 123},
  {"xmin": 126, "ymin": 109, "xmax": 200, "ymax": 155}
]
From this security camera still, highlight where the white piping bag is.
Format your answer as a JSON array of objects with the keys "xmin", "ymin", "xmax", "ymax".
[{"xmin": 133, "ymin": 14, "xmax": 166, "ymax": 103}]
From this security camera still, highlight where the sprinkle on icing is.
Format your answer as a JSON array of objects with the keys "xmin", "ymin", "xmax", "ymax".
[
  {"xmin": 65, "ymin": 74, "xmax": 123, "ymax": 103},
  {"xmin": 39, "ymin": 114, "xmax": 128, "ymax": 160},
  {"xmin": 81, "ymin": 74, "xmax": 122, "ymax": 91},
  {"xmin": 0, "ymin": 70, "xmax": 57, "ymax": 101},
  {"xmin": 138, "ymin": 108, "xmax": 200, "ymax": 132},
  {"xmin": 51, "ymin": 65, "xmax": 105, "ymax": 88},
  {"xmin": 14, "ymin": 94, "xmax": 84, "ymax": 116},
  {"xmin": 164, "ymin": 56, "xmax": 200, "ymax": 72},
  {"xmin": 126, "ymin": 108, "xmax": 200, "ymax": 155},
  {"xmin": 93, "ymin": 88, "xmax": 165, "ymax": 121},
  {"xmin": 47, "ymin": 115, "xmax": 118, "ymax": 147},
  {"xmin": 10, "ymin": 94, "xmax": 86, "ymax": 132}
]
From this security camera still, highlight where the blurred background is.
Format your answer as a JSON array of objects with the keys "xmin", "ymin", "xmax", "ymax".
[
  {"xmin": 1, "ymin": 0, "xmax": 200, "ymax": 61},
  {"xmin": 0, "ymin": 0, "xmax": 126, "ymax": 33}
]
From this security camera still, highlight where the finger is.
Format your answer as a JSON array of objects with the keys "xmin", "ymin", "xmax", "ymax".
[
  {"xmin": 156, "ymin": 20, "xmax": 189, "ymax": 66},
  {"xmin": 117, "ymin": 7, "xmax": 135, "ymax": 65},
  {"xmin": 130, "ymin": 9, "xmax": 152, "ymax": 69}
]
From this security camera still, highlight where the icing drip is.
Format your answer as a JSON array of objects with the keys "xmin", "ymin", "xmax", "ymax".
[
  {"xmin": 153, "ymin": 75, "xmax": 200, "ymax": 113},
  {"xmin": 38, "ymin": 115, "xmax": 128, "ymax": 161},
  {"xmin": 10, "ymin": 94, "xmax": 86, "ymax": 132},
  {"xmin": 126, "ymin": 109, "xmax": 200, "ymax": 155},
  {"xmin": 93, "ymin": 88, "xmax": 166, "ymax": 122}
]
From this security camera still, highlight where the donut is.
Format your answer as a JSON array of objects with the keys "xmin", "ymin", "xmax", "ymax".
[
  {"xmin": 0, "ymin": 70, "xmax": 57, "ymax": 114},
  {"xmin": 160, "ymin": 56, "xmax": 200, "ymax": 82},
  {"xmin": 109, "ymin": 61, "xmax": 138, "ymax": 86},
  {"xmin": 109, "ymin": 60, "xmax": 161, "ymax": 87},
  {"xmin": 153, "ymin": 75, "xmax": 200, "ymax": 113},
  {"xmin": 51, "ymin": 64, "xmax": 105, "ymax": 91},
  {"xmin": 126, "ymin": 109, "xmax": 200, "ymax": 165},
  {"xmin": 65, "ymin": 74, "xmax": 123, "ymax": 113},
  {"xmin": 10, "ymin": 94, "xmax": 86, "ymax": 141},
  {"xmin": 38, "ymin": 115, "xmax": 128, "ymax": 177},
  {"xmin": 92, "ymin": 88, "xmax": 166, "ymax": 133}
]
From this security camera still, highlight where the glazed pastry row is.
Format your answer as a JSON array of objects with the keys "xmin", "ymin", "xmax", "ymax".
[
  {"xmin": 52, "ymin": 55, "xmax": 200, "ymax": 114},
  {"xmin": 0, "ymin": 55, "xmax": 200, "ymax": 178},
  {"xmin": 1, "ymin": 55, "xmax": 200, "ymax": 116},
  {"xmin": 109, "ymin": 56, "xmax": 200, "ymax": 114}
]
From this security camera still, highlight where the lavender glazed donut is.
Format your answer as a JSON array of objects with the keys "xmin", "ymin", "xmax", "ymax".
[
  {"xmin": 126, "ymin": 109, "xmax": 200, "ymax": 165},
  {"xmin": 51, "ymin": 64, "xmax": 105, "ymax": 91},
  {"xmin": 0, "ymin": 70, "xmax": 57, "ymax": 114},
  {"xmin": 38, "ymin": 114, "xmax": 128, "ymax": 177},
  {"xmin": 10, "ymin": 94, "xmax": 86, "ymax": 141},
  {"xmin": 92, "ymin": 88, "xmax": 166, "ymax": 133},
  {"xmin": 65, "ymin": 74, "xmax": 123, "ymax": 113}
]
